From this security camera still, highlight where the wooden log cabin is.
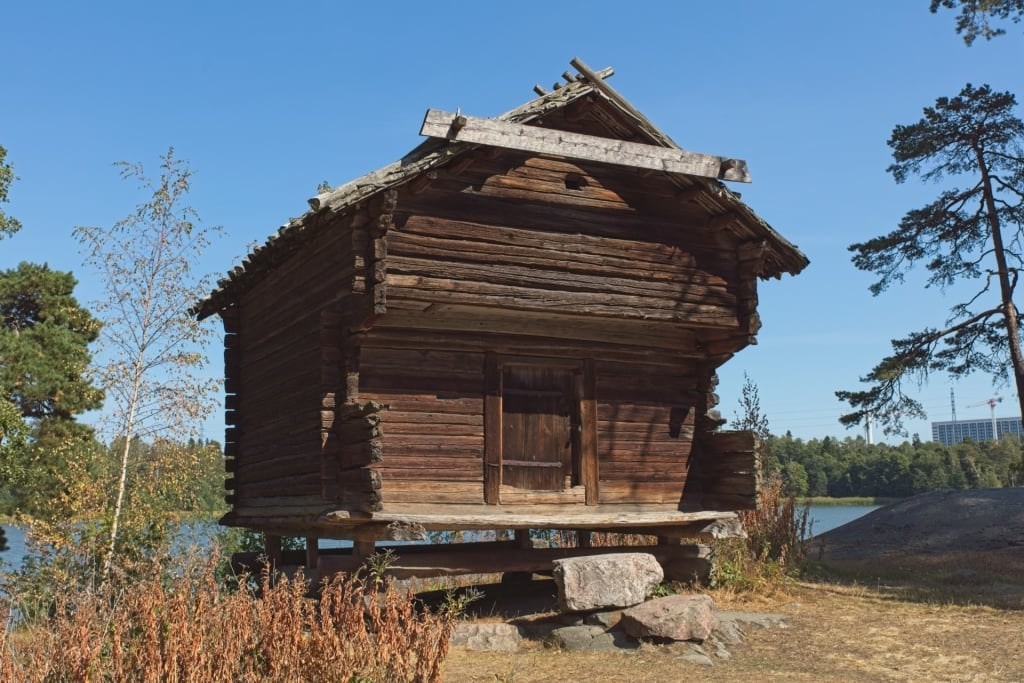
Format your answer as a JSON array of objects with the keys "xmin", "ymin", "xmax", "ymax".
[{"xmin": 196, "ymin": 58, "xmax": 808, "ymax": 579}]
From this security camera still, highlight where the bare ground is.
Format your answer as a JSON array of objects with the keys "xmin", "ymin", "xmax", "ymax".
[{"xmin": 443, "ymin": 489, "xmax": 1024, "ymax": 682}]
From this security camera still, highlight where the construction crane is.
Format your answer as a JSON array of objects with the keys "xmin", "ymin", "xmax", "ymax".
[{"xmin": 966, "ymin": 397, "xmax": 1003, "ymax": 440}]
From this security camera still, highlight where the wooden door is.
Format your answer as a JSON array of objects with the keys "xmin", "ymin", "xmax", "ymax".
[{"xmin": 501, "ymin": 366, "xmax": 575, "ymax": 491}]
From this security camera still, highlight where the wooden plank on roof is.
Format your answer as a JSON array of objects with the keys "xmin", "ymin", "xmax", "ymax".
[{"xmin": 420, "ymin": 109, "xmax": 751, "ymax": 183}]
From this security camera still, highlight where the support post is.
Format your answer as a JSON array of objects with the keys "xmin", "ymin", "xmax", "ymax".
[
  {"xmin": 305, "ymin": 536, "xmax": 319, "ymax": 570},
  {"xmin": 265, "ymin": 534, "xmax": 282, "ymax": 566},
  {"xmin": 354, "ymin": 539, "xmax": 377, "ymax": 561}
]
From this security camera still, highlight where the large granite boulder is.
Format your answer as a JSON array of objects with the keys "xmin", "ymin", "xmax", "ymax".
[
  {"xmin": 620, "ymin": 594, "xmax": 718, "ymax": 642},
  {"xmin": 553, "ymin": 553, "xmax": 663, "ymax": 613}
]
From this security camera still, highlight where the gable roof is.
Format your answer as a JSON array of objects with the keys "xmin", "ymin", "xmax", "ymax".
[{"xmin": 196, "ymin": 58, "xmax": 808, "ymax": 320}]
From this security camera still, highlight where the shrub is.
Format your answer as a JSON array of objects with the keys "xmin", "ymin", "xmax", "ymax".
[{"xmin": 712, "ymin": 473, "xmax": 810, "ymax": 591}]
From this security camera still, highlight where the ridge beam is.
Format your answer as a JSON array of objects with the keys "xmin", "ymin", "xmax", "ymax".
[{"xmin": 419, "ymin": 109, "xmax": 751, "ymax": 183}]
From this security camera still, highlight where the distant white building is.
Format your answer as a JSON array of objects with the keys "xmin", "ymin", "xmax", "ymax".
[{"xmin": 932, "ymin": 417, "xmax": 1024, "ymax": 446}]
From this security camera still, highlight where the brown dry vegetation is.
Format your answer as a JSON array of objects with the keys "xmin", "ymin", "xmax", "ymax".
[{"xmin": 0, "ymin": 555, "xmax": 455, "ymax": 682}]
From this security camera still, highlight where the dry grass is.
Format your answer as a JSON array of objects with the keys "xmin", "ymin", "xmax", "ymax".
[
  {"xmin": 0, "ymin": 554, "xmax": 455, "ymax": 682},
  {"xmin": 808, "ymin": 547, "xmax": 1024, "ymax": 610},
  {"xmin": 443, "ymin": 581, "xmax": 1024, "ymax": 682}
]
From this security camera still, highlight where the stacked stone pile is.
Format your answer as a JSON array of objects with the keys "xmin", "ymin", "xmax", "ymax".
[{"xmin": 450, "ymin": 552, "xmax": 787, "ymax": 666}]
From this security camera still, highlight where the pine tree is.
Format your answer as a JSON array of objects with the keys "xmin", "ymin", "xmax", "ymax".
[
  {"xmin": 930, "ymin": 0, "xmax": 1024, "ymax": 45},
  {"xmin": 0, "ymin": 145, "xmax": 20, "ymax": 239},
  {"xmin": 0, "ymin": 263, "xmax": 103, "ymax": 513},
  {"xmin": 838, "ymin": 84, "xmax": 1024, "ymax": 434}
]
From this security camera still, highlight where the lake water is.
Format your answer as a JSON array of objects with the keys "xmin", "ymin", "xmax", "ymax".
[
  {"xmin": 803, "ymin": 505, "xmax": 880, "ymax": 537},
  {"xmin": 0, "ymin": 505, "xmax": 880, "ymax": 571},
  {"xmin": 2, "ymin": 526, "xmax": 27, "ymax": 569}
]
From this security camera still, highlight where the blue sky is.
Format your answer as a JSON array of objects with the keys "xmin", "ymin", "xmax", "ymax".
[{"xmin": 2, "ymin": 1, "xmax": 1022, "ymax": 443}]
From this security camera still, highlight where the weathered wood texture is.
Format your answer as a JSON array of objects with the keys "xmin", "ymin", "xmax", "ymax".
[
  {"xmin": 420, "ymin": 109, "xmax": 751, "ymax": 182},
  {"xmin": 358, "ymin": 343, "xmax": 486, "ymax": 506},
  {"xmin": 349, "ymin": 148, "xmax": 749, "ymax": 509},
  {"xmin": 223, "ymin": 136, "xmax": 766, "ymax": 525},
  {"xmin": 690, "ymin": 430, "xmax": 761, "ymax": 510},
  {"xmin": 356, "ymin": 327, "xmax": 705, "ymax": 508},
  {"xmin": 316, "ymin": 541, "xmax": 710, "ymax": 580},
  {"xmin": 320, "ymin": 401, "xmax": 386, "ymax": 512},
  {"xmin": 596, "ymin": 359, "xmax": 698, "ymax": 505},
  {"xmin": 390, "ymin": 152, "xmax": 743, "ymax": 330},
  {"xmin": 222, "ymin": 505, "xmax": 739, "ymax": 538},
  {"xmin": 229, "ymin": 210, "xmax": 362, "ymax": 517}
]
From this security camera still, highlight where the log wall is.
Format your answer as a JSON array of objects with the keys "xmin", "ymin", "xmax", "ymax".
[
  {"xmin": 692, "ymin": 430, "xmax": 760, "ymax": 510},
  {"xmin": 359, "ymin": 340, "xmax": 486, "ymax": 506},
  {"xmin": 390, "ymin": 152, "xmax": 741, "ymax": 330},
  {"xmin": 230, "ymin": 210, "xmax": 363, "ymax": 516},
  {"xmin": 337, "ymin": 149, "xmax": 750, "ymax": 511},
  {"xmin": 595, "ymin": 360, "xmax": 698, "ymax": 505},
  {"xmin": 356, "ymin": 325, "xmax": 704, "ymax": 508}
]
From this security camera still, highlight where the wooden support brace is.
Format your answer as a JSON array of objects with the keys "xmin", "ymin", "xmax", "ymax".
[{"xmin": 220, "ymin": 305, "xmax": 240, "ymax": 335}]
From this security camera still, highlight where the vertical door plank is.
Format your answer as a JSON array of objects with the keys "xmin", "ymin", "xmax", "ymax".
[{"xmin": 484, "ymin": 351, "xmax": 501, "ymax": 504}]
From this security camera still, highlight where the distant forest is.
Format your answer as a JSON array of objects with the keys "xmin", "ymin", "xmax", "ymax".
[
  {"xmin": 763, "ymin": 433, "xmax": 1024, "ymax": 499},
  {"xmin": 0, "ymin": 438, "xmax": 226, "ymax": 518}
]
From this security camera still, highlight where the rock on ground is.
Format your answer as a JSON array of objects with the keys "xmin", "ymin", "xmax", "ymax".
[
  {"xmin": 553, "ymin": 553, "xmax": 663, "ymax": 612},
  {"xmin": 620, "ymin": 594, "xmax": 718, "ymax": 642},
  {"xmin": 548, "ymin": 625, "xmax": 638, "ymax": 653},
  {"xmin": 451, "ymin": 622, "xmax": 521, "ymax": 652}
]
